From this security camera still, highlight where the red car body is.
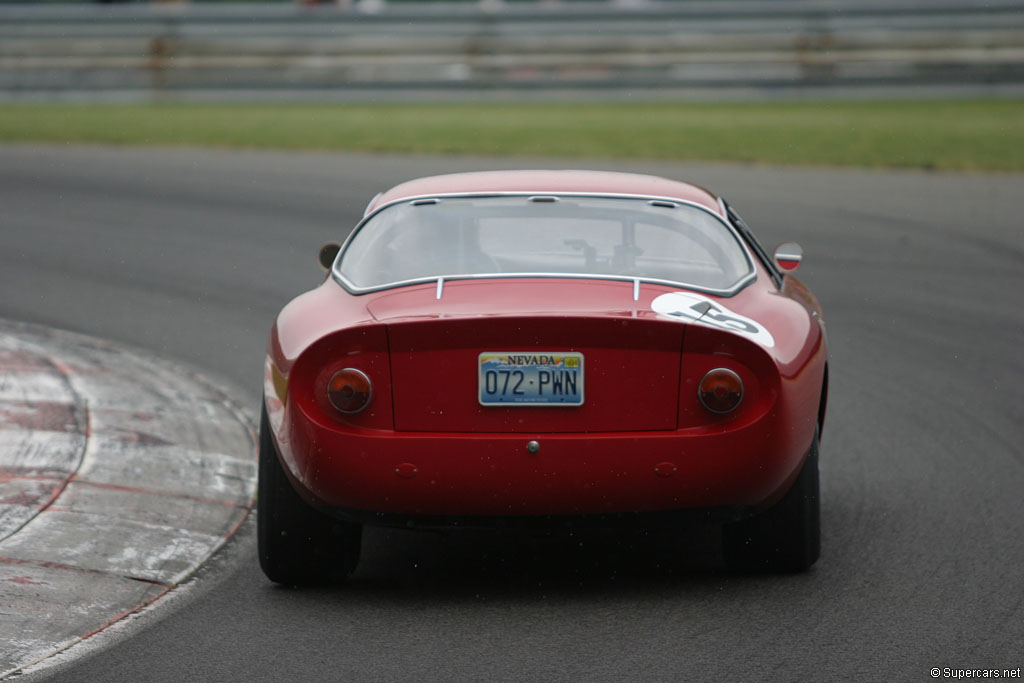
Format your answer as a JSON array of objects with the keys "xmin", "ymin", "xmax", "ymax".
[{"xmin": 259, "ymin": 170, "xmax": 827, "ymax": 582}]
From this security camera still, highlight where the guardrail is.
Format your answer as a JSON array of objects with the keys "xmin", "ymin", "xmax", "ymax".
[{"xmin": 1, "ymin": 0, "xmax": 1023, "ymax": 100}]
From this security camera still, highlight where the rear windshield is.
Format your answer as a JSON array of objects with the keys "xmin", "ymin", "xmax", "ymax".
[{"xmin": 337, "ymin": 195, "xmax": 753, "ymax": 294}]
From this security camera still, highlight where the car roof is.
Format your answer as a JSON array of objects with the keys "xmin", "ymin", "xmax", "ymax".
[{"xmin": 368, "ymin": 170, "xmax": 724, "ymax": 217}]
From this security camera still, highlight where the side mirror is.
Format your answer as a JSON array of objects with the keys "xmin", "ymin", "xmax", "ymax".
[
  {"xmin": 318, "ymin": 242, "xmax": 341, "ymax": 271},
  {"xmin": 773, "ymin": 242, "xmax": 803, "ymax": 272}
]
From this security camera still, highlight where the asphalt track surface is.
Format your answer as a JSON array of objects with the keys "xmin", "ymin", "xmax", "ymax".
[{"xmin": 1, "ymin": 145, "xmax": 1022, "ymax": 682}]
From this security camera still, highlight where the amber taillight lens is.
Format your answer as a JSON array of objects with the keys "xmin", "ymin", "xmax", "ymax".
[
  {"xmin": 698, "ymin": 368, "xmax": 744, "ymax": 414},
  {"xmin": 327, "ymin": 368, "xmax": 372, "ymax": 414}
]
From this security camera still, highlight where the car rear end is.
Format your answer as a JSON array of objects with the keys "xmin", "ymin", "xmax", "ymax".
[{"xmin": 270, "ymin": 279, "xmax": 812, "ymax": 526}]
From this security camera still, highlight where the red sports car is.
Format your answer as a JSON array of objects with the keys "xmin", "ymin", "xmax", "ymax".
[{"xmin": 258, "ymin": 170, "xmax": 827, "ymax": 584}]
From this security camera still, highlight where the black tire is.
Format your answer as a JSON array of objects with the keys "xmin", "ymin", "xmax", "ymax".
[
  {"xmin": 257, "ymin": 401, "xmax": 362, "ymax": 585},
  {"xmin": 722, "ymin": 430, "xmax": 821, "ymax": 573}
]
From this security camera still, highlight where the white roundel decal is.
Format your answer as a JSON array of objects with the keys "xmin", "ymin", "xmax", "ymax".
[{"xmin": 651, "ymin": 292, "xmax": 775, "ymax": 348}]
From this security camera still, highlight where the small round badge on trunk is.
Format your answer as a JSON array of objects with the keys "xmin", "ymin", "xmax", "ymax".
[{"xmin": 526, "ymin": 440, "xmax": 540, "ymax": 454}]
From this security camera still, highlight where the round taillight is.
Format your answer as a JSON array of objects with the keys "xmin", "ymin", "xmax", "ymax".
[
  {"xmin": 698, "ymin": 368, "xmax": 744, "ymax": 414},
  {"xmin": 327, "ymin": 368, "xmax": 372, "ymax": 414}
]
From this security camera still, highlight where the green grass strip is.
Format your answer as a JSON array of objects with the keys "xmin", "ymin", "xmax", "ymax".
[{"xmin": 1, "ymin": 101, "xmax": 1021, "ymax": 171}]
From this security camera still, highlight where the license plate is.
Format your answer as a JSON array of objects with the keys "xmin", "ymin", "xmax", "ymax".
[{"xmin": 478, "ymin": 352, "xmax": 584, "ymax": 406}]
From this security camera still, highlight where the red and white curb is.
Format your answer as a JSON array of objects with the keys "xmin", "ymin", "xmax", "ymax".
[{"xmin": 0, "ymin": 321, "xmax": 256, "ymax": 677}]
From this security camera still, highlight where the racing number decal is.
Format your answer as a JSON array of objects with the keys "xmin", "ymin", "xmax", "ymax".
[
  {"xmin": 651, "ymin": 292, "xmax": 775, "ymax": 348},
  {"xmin": 690, "ymin": 300, "xmax": 758, "ymax": 335}
]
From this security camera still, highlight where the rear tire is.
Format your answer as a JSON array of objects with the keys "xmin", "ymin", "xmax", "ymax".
[
  {"xmin": 257, "ymin": 401, "xmax": 362, "ymax": 585},
  {"xmin": 722, "ymin": 430, "xmax": 821, "ymax": 573}
]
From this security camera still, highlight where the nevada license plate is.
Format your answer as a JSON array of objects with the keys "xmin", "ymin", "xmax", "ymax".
[{"xmin": 478, "ymin": 351, "xmax": 584, "ymax": 406}]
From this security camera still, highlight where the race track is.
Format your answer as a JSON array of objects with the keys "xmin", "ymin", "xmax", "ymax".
[{"xmin": 1, "ymin": 145, "xmax": 1021, "ymax": 682}]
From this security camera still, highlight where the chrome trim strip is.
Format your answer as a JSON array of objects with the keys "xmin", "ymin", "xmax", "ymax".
[
  {"xmin": 633, "ymin": 278, "xmax": 640, "ymax": 301},
  {"xmin": 435, "ymin": 277, "xmax": 444, "ymax": 300},
  {"xmin": 333, "ymin": 192, "xmax": 758, "ymax": 299},
  {"xmin": 335, "ymin": 270, "xmax": 757, "ymax": 299},
  {"xmin": 363, "ymin": 192, "xmax": 383, "ymax": 219},
  {"xmin": 361, "ymin": 191, "xmax": 734, "ymax": 223}
]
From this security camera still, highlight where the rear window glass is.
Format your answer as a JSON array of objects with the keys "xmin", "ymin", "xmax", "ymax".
[{"xmin": 337, "ymin": 196, "xmax": 752, "ymax": 293}]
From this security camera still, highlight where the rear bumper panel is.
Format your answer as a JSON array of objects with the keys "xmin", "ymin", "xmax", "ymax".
[{"xmin": 276, "ymin": 394, "xmax": 809, "ymax": 518}]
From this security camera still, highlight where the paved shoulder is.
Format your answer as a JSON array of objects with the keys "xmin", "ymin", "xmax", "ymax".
[{"xmin": 0, "ymin": 320, "xmax": 256, "ymax": 676}]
